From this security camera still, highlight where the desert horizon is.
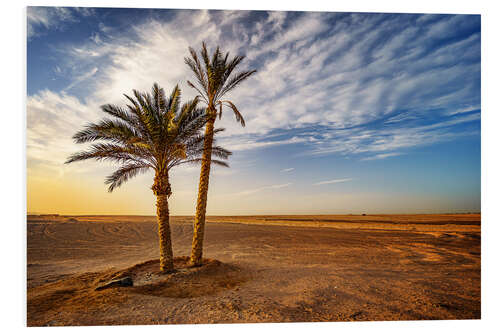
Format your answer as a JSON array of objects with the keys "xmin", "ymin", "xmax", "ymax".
[{"xmin": 28, "ymin": 212, "xmax": 482, "ymax": 216}]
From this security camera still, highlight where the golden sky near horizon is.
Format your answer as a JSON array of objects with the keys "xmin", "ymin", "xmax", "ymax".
[{"xmin": 27, "ymin": 166, "xmax": 477, "ymax": 216}]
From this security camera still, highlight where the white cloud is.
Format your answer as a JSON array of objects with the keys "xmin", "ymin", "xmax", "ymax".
[
  {"xmin": 63, "ymin": 67, "xmax": 98, "ymax": 92},
  {"xmin": 280, "ymin": 168, "xmax": 294, "ymax": 172},
  {"xmin": 234, "ymin": 183, "xmax": 292, "ymax": 196},
  {"xmin": 313, "ymin": 178, "xmax": 353, "ymax": 186},
  {"xmin": 27, "ymin": 7, "xmax": 88, "ymax": 39},
  {"xmin": 447, "ymin": 105, "xmax": 480, "ymax": 116},
  {"xmin": 222, "ymin": 136, "xmax": 307, "ymax": 151},
  {"xmin": 361, "ymin": 153, "xmax": 402, "ymax": 161},
  {"xmin": 384, "ymin": 112, "xmax": 419, "ymax": 124},
  {"xmin": 27, "ymin": 89, "xmax": 102, "ymax": 179},
  {"xmin": 90, "ymin": 33, "xmax": 102, "ymax": 44},
  {"xmin": 98, "ymin": 22, "xmax": 112, "ymax": 33}
]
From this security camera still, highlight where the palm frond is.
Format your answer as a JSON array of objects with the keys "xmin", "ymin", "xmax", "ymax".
[
  {"xmin": 200, "ymin": 42, "xmax": 211, "ymax": 74},
  {"xmin": 65, "ymin": 143, "xmax": 149, "ymax": 165},
  {"xmin": 105, "ymin": 162, "xmax": 150, "ymax": 192},
  {"xmin": 178, "ymin": 158, "xmax": 229, "ymax": 168},
  {"xmin": 210, "ymin": 146, "xmax": 232, "ymax": 159},
  {"xmin": 72, "ymin": 118, "xmax": 139, "ymax": 144},
  {"xmin": 186, "ymin": 80, "xmax": 208, "ymax": 104},
  {"xmin": 152, "ymin": 83, "xmax": 166, "ymax": 114},
  {"xmin": 166, "ymin": 85, "xmax": 181, "ymax": 116},
  {"xmin": 223, "ymin": 55, "xmax": 245, "ymax": 82},
  {"xmin": 176, "ymin": 97, "xmax": 200, "ymax": 124},
  {"xmin": 221, "ymin": 100, "xmax": 246, "ymax": 127},
  {"xmin": 185, "ymin": 48, "xmax": 208, "ymax": 94},
  {"xmin": 125, "ymin": 91, "xmax": 156, "ymax": 143},
  {"xmin": 100, "ymin": 104, "xmax": 138, "ymax": 127},
  {"xmin": 217, "ymin": 70, "xmax": 257, "ymax": 100}
]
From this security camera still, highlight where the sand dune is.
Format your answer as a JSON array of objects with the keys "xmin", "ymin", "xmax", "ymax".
[{"xmin": 27, "ymin": 214, "xmax": 480, "ymax": 326}]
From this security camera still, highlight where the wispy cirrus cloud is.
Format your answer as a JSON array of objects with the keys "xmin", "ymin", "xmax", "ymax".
[
  {"xmin": 27, "ymin": 89, "xmax": 102, "ymax": 179},
  {"xmin": 234, "ymin": 183, "xmax": 292, "ymax": 196},
  {"xmin": 299, "ymin": 110, "xmax": 480, "ymax": 158},
  {"xmin": 63, "ymin": 67, "xmax": 99, "ymax": 93},
  {"xmin": 313, "ymin": 178, "xmax": 353, "ymax": 186},
  {"xmin": 361, "ymin": 153, "xmax": 402, "ymax": 161},
  {"xmin": 27, "ymin": 7, "xmax": 94, "ymax": 39},
  {"xmin": 281, "ymin": 168, "xmax": 294, "ymax": 172},
  {"xmin": 222, "ymin": 136, "xmax": 307, "ymax": 151}
]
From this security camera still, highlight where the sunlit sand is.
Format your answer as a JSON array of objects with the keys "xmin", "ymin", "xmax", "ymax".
[{"xmin": 27, "ymin": 214, "xmax": 480, "ymax": 326}]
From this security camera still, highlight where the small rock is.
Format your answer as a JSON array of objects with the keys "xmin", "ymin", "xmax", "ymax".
[{"xmin": 95, "ymin": 276, "xmax": 133, "ymax": 291}]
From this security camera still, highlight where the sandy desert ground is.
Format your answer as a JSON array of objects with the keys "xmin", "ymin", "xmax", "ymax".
[{"xmin": 27, "ymin": 214, "xmax": 481, "ymax": 326}]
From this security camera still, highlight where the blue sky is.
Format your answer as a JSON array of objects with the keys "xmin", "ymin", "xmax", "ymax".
[{"xmin": 26, "ymin": 7, "xmax": 480, "ymax": 214}]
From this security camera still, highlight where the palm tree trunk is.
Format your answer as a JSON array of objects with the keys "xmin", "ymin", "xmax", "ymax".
[
  {"xmin": 156, "ymin": 195, "xmax": 174, "ymax": 272},
  {"xmin": 153, "ymin": 172, "xmax": 174, "ymax": 272},
  {"xmin": 190, "ymin": 113, "xmax": 216, "ymax": 266},
  {"xmin": 156, "ymin": 194, "xmax": 174, "ymax": 272}
]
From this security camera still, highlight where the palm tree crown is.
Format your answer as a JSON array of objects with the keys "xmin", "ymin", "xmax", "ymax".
[
  {"xmin": 65, "ymin": 83, "xmax": 231, "ymax": 194},
  {"xmin": 184, "ymin": 41, "xmax": 257, "ymax": 124}
]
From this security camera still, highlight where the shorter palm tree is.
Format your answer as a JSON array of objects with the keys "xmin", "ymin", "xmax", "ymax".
[{"xmin": 65, "ymin": 83, "xmax": 231, "ymax": 272}]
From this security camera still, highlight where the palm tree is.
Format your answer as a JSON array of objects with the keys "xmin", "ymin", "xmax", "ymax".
[
  {"xmin": 65, "ymin": 83, "xmax": 231, "ymax": 272},
  {"xmin": 185, "ymin": 42, "xmax": 256, "ymax": 266}
]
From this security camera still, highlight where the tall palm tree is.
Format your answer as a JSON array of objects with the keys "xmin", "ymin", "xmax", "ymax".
[
  {"xmin": 65, "ymin": 83, "xmax": 231, "ymax": 272},
  {"xmin": 185, "ymin": 42, "xmax": 256, "ymax": 266}
]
